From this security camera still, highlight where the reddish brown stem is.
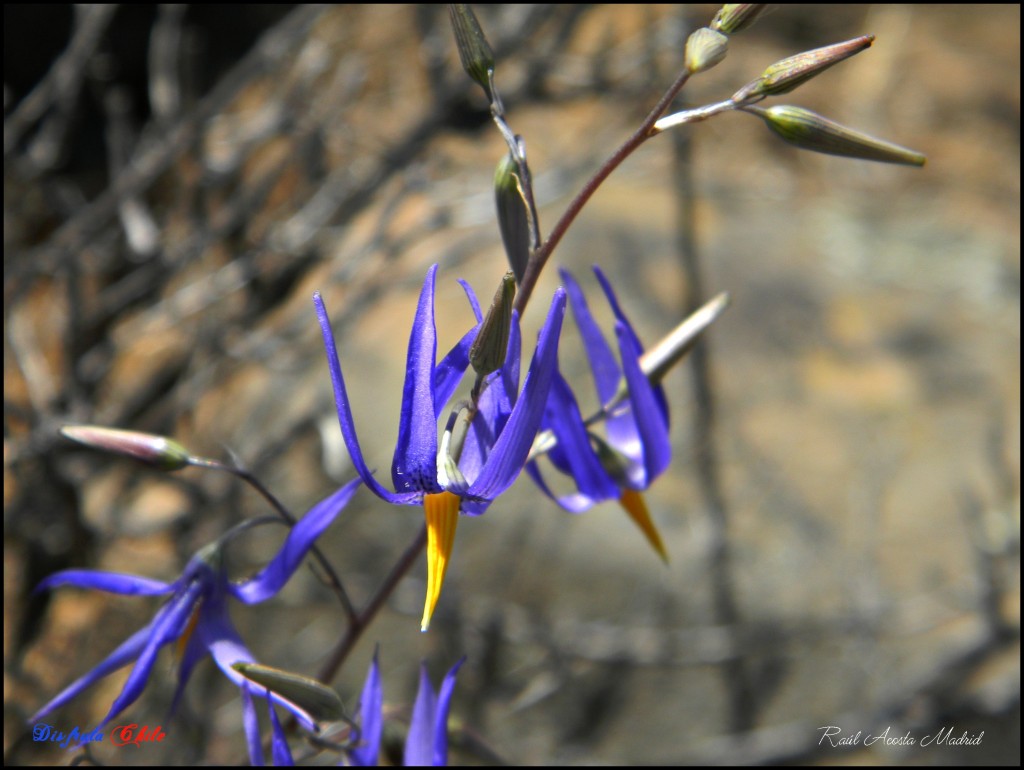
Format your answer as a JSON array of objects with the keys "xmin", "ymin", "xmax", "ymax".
[{"xmin": 513, "ymin": 67, "xmax": 692, "ymax": 316}]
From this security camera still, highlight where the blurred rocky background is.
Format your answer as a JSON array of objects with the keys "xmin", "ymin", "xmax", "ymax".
[{"xmin": 4, "ymin": 4, "xmax": 1019, "ymax": 765}]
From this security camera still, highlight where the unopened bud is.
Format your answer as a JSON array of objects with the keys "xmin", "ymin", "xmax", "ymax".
[
  {"xmin": 60, "ymin": 425, "xmax": 192, "ymax": 470},
  {"xmin": 470, "ymin": 271, "xmax": 516, "ymax": 376},
  {"xmin": 710, "ymin": 4, "xmax": 766, "ymax": 35},
  {"xmin": 749, "ymin": 105, "xmax": 927, "ymax": 166},
  {"xmin": 685, "ymin": 27, "xmax": 729, "ymax": 74},
  {"xmin": 494, "ymin": 153, "xmax": 531, "ymax": 284},
  {"xmin": 233, "ymin": 663, "xmax": 345, "ymax": 723},
  {"xmin": 733, "ymin": 35, "xmax": 874, "ymax": 102},
  {"xmin": 449, "ymin": 4, "xmax": 495, "ymax": 99}
]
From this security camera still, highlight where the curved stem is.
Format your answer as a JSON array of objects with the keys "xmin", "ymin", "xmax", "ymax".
[
  {"xmin": 315, "ymin": 523, "xmax": 428, "ymax": 684},
  {"xmin": 513, "ymin": 67, "xmax": 693, "ymax": 316},
  {"xmin": 191, "ymin": 456, "xmax": 358, "ymax": 625}
]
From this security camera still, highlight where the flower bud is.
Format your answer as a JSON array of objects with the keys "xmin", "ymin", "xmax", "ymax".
[
  {"xmin": 494, "ymin": 153, "xmax": 531, "ymax": 284},
  {"xmin": 60, "ymin": 425, "xmax": 192, "ymax": 470},
  {"xmin": 470, "ymin": 271, "xmax": 516, "ymax": 377},
  {"xmin": 750, "ymin": 105, "xmax": 927, "ymax": 166},
  {"xmin": 685, "ymin": 27, "xmax": 729, "ymax": 74},
  {"xmin": 710, "ymin": 4, "xmax": 766, "ymax": 35},
  {"xmin": 448, "ymin": 4, "xmax": 495, "ymax": 99},
  {"xmin": 233, "ymin": 662, "xmax": 345, "ymax": 723},
  {"xmin": 732, "ymin": 35, "xmax": 874, "ymax": 102}
]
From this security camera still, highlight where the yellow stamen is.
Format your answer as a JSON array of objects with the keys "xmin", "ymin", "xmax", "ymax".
[
  {"xmin": 421, "ymin": 491, "xmax": 461, "ymax": 632},
  {"xmin": 175, "ymin": 600, "xmax": 202, "ymax": 665},
  {"xmin": 619, "ymin": 489, "xmax": 669, "ymax": 564}
]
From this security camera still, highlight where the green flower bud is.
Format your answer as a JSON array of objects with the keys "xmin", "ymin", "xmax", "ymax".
[
  {"xmin": 470, "ymin": 271, "xmax": 516, "ymax": 377},
  {"xmin": 685, "ymin": 27, "xmax": 729, "ymax": 74},
  {"xmin": 733, "ymin": 35, "xmax": 874, "ymax": 102},
  {"xmin": 710, "ymin": 4, "xmax": 766, "ymax": 35},
  {"xmin": 60, "ymin": 425, "xmax": 192, "ymax": 470},
  {"xmin": 750, "ymin": 105, "xmax": 926, "ymax": 166},
  {"xmin": 448, "ymin": 4, "xmax": 495, "ymax": 99},
  {"xmin": 494, "ymin": 153, "xmax": 531, "ymax": 284},
  {"xmin": 233, "ymin": 662, "xmax": 345, "ymax": 724}
]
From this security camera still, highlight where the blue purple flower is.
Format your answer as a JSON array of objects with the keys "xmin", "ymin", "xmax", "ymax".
[
  {"xmin": 527, "ymin": 266, "xmax": 672, "ymax": 561},
  {"xmin": 29, "ymin": 478, "xmax": 361, "ymax": 764},
  {"xmin": 315, "ymin": 264, "xmax": 566, "ymax": 629},
  {"xmin": 349, "ymin": 651, "xmax": 464, "ymax": 766}
]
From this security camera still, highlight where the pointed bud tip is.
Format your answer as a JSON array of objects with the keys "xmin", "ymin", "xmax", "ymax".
[
  {"xmin": 754, "ymin": 105, "xmax": 927, "ymax": 166},
  {"xmin": 733, "ymin": 35, "xmax": 875, "ymax": 102}
]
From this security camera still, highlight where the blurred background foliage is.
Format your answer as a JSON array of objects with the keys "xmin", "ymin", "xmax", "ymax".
[{"xmin": 4, "ymin": 4, "xmax": 1019, "ymax": 765}]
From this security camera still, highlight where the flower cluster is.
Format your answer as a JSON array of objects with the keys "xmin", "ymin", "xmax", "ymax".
[
  {"xmin": 29, "ymin": 263, "xmax": 675, "ymax": 764},
  {"xmin": 315, "ymin": 261, "xmax": 675, "ymax": 631}
]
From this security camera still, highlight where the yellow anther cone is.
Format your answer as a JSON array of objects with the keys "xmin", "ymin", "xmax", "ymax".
[
  {"xmin": 619, "ymin": 489, "xmax": 669, "ymax": 564},
  {"xmin": 175, "ymin": 601, "xmax": 202, "ymax": 665},
  {"xmin": 421, "ymin": 491, "xmax": 461, "ymax": 631}
]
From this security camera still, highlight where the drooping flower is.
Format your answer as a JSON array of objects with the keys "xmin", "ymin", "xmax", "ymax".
[
  {"xmin": 29, "ymin": 478, "xmax": 361, "ymax": 765},
  {"xmin": 527, "ymin": 266, "xmax": 672, "ymax": 562},
  {"xmin": 349, "ymin": 651, "xmax": 465, "ymax": 767},
  {"xmin": 314, "ymin": 264, "xmax": 566, "ymax": 631}
]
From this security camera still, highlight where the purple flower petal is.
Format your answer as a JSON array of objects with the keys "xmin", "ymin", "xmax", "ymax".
[
  {"xmin": 433, "ymin": 322, "xmax": 477, "ymax": 416},
  {"xmin": 350, "ymin": 650, "xmax": 383, "ymax": 766},
  {"xmin": 456, "ymin": 278, "xmax": 484, "ymax": 323},
  {"xmin": 466, "ymin": 289, "xmax": 566, "ymax": 505},
  {"xmin": 502, "ymin": 309, "xmax": 522, "ymax": 402},
  {"xmin": 100, "ymin": 578, "xmax": 205, "ymax": 725},
  {"xmin": 240, "ymin": 682, "xmax": 264, "ymax": 766},
  {"xmin": 315, "ymin": 292, "xmax": 416, "ymax": 506},
  {"xmin": 392, "ymin": 264, "xmax": 442, "ymax": 496},
  {"xmin": 170, "ymin": 612, "xmax": 209, "ymax": 716},
  {"xmin": 594, "ymin": 265, "xmax": 670, "ymax": 429},
  {"xmin": 201, "ymin": 593, "xmax": 318, "ymax": 733},
  {"xmin": 232, "ymin": 478, "xmax": 360, "ymax": 605},
  {"xmin": 34, "ymin": 570, "xmax": 173, "ymax": 596},
  {"xmin": 615, "ymin": 321, "xmax": 671, "ymax": 484},
  {"xmin": 530, "ymin": 373, "xmax": 618, "ymax": 509},
  {"xmin": 29, "ymin": 622, "xmax": 153, "ymax": 723},
  {"xmin": 560, "ymin": 268, "xmax": 621, "ymax": 408},
  {"xmin": 525, "ymin": 461, "xmax": 598, "ymax": 513},
  {"xmin": 403, "ymin": 663, "xmax": 436, "ymax": 767},
  {"xmin": 457, "ymin": 312, "xmax": 521, "ymax": 486},
  {"xmin": 269, "ymin": 701, "xmax": 294, "ymax": 766},
  {"xmin": 432, "ymin": 657, "xmax": 465, "ymax": 766}
]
